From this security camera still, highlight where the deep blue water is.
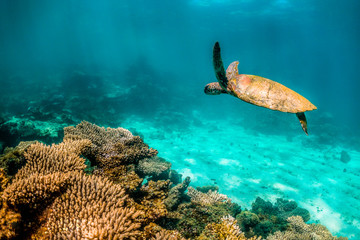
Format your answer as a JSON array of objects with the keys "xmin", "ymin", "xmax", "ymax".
[
  {"xmin": 1, "ymin": 0, "xmax": 359, "ymax": 132},
  {"xmin": 0, "ymin": 0, "xmax": 359, "ymax": 238}
]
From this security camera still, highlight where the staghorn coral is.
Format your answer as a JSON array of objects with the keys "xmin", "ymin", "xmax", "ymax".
[
  {"xmin": 41, "ymin": 173, "xmax": 142, "ymax": 239},
  {"xmin": 1, "ymin": 138, "xmax": 143, "ymax": 239},
  {"xmin": 267, "ymin": 216, "xmax": 347, "ymax": 240},
  {"xmin": 187, "ymin": 187, "xmax": 231, "ymax": 206},
  {"xmin": 96, "ymin": 165, "xmax": 144, "ymax": 192},
  {"xmin": 164, "ymin": 176, "xmax": 191, "ymax": 210},
  {"xmin": 15, "ymin": 139, "xmax": 91, "ymax": 179},
  {"xmin": 2, "ymin": 139, "xmax": 90, "ymax": 212},
  {"xmin": 2, "ymin": 172, "xmax": 70, "ymax": 208}
]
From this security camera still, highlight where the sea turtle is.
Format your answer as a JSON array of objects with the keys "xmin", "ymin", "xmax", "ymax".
[{"xmin": 204, "ymin": 42, "xmax": 317, "ymax": 135}]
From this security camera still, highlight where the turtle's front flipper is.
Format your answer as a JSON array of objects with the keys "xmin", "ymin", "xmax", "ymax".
[
  {"xmin": 213, "ymin": 42, "xmax": 228, "ymax": 90},
  {"xmin": 296, "ymin": 112, "xmax": 308, "ymax": 135}
]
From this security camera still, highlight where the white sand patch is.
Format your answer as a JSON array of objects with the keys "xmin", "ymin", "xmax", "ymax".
[
  {"xmin": 184, "ymin": 158, "xmax": 196, "ymax": 165},
  {"xmin": 312, "ymin": 182, "xmax": 323, "ymax": 188},
  {"xmin": 222, "ymin": 174, "xmax": 242, "ymax": 189},
  {"xmin": 273, "ymin": 183, "xmax": 299, "ymax": 193},
  {"xmin": 327, "ymin": 178, "xmax": 337, "ymax": 184},
  {"xmin": 218, "ymin": 158, "xmax": 242, "ymax": 167},
  {"xmin": 248, "ymin": 178, "xmax": 261, "ymax": 184},
  {"xmin": 301, "ymin": 198, "xmax": 343, "ymax": 233}
]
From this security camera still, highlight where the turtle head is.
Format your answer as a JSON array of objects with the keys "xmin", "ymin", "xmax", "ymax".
[{"xmin": 204, "ymin": 82, "xmax": 227, "ymax": 95}]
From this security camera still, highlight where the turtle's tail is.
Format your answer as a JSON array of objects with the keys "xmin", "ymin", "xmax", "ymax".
[{"xmin": 296, "ymin": 112, "xmax": 308, "ymax": 135}]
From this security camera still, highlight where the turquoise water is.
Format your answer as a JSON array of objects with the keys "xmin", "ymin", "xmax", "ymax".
[{"xmin": 0, "ymin": 0, "xmax": 359, "ymax": 238}]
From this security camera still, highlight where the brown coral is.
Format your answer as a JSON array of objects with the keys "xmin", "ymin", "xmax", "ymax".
[
  {"xmin": 42, "ymin": 173, "xmax": 142, "ymax": 239},
  {"xmin": 15, "ymin": 139, "xmax": 91, "ymax": 179},
  {"xmin": 64, "ymin": 121, "xmax": 157, "ymax": 168}
]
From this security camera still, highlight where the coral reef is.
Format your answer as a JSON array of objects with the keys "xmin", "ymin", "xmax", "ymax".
[
  {"xmin": 267, "ymin": 216, "xmax": 347, "ymax": 240},
  {"xmin": 0, "ymin": 121, "xmax": 349, "ymax": 240},
  {"xmin": 198, "ymin": 215, "xmax": 248, "ymax": 240},
  {"xmin": 237, "ymin": 197, "xmax": 311, "ymax": 238},
  {"xmin": 0, "ymin": 138, "xmax": 143, "ymax": 239},
  {"xmin": 171, "ymin": 188, "xmax": 241, "ymax": 239}
]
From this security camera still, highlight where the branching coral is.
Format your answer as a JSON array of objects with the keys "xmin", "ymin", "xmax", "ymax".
[
  {"xmin": 267, "ymin": 216, "xmax": 348, "ymax": 240},
  {"xmin": 2, "ymin": 139, "xmax": 90, "ymax": 211},
  {"xmin": 43, "ymin": 173, "xmax": 142, "ymax": 239},
  {"xmin": 15, "ymin": 139, "xmax": 91, "ymax": 179},
  {"xmin": 2, "ymin": 172, "xmax": 70, "ymax": 208},
  {"xmin": 187, "ymin": 187, "xmax": 231, "ymax": 206},
  {"xmin": 1, "ymin": 138, "xmax": 143, "ymax": 239}
]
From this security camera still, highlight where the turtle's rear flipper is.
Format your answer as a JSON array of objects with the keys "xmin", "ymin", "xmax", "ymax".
[{"xmin": 296, "ymin": 112, "xmax": 308, "ymax": 135}]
